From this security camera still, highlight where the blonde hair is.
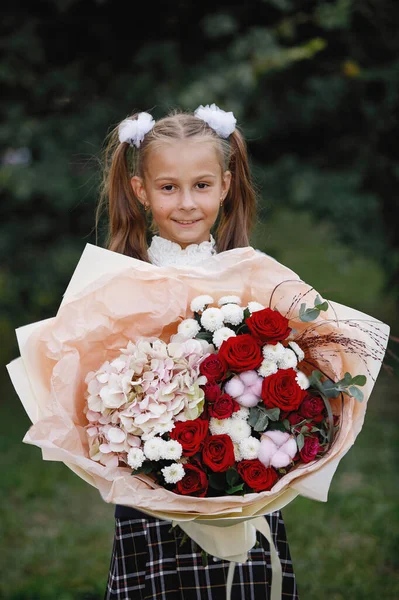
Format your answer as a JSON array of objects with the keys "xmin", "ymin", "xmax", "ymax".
[{"xmin": 96, "ymin": 109, "xmax": 257, "ymax": 261}]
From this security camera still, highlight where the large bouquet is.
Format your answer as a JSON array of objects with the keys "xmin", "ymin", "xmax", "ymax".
[{"xmin": 7, "ymin": 244, "xmax": 389, "ymax": 599}]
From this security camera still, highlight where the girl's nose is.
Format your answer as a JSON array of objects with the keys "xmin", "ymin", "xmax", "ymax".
[{"xmin": 179, "ymin": 189, "xmax": 196, "ymax": 208}]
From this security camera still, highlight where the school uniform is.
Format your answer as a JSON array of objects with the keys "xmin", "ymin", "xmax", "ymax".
[{"xmin": 104, "ymin": 235, "xmax": 300, "ymax": 599}]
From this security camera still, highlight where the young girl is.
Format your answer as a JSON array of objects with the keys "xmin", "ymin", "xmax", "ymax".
[{"xmin": 98, "ymin": 105, "xmax": 299, "ymax": 599}]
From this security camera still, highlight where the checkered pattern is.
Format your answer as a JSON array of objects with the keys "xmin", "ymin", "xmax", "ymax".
[{"xmin": 104, "ymin": 510, "xmax": 299, "ymax": 599}]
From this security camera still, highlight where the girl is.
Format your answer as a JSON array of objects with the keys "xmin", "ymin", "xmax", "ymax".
[{"xmin": 98, "ymin": 105, "xmax": 299, "ymax": 599}]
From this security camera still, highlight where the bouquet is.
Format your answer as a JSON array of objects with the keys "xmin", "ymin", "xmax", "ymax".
[
  {"xmin": 85, "ymin": 293, "xmax": 367, "ymax": 501},
  {"xmin": 7, "ymin": 243, "xmax": 389, "ymax": 599}
]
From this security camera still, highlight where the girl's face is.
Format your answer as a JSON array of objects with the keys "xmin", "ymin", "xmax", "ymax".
[{"xmin": 131, "ymin": 140, "xmax": 231, "ymax": 249}]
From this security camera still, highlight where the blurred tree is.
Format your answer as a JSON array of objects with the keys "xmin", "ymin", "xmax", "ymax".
[{"xmin": 1, "ymin": 0, "xmax": 398, "ymax": 364}]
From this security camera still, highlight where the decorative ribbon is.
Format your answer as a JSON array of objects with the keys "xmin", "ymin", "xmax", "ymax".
[{"xmin": 171, "ymin": 515, "xmax": 282, "ymax": 600}]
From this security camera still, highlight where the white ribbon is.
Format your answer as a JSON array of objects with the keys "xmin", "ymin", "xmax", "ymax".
[{"xmin": 172, "ymin": 515, "xmax": 282, "ymax": 600}]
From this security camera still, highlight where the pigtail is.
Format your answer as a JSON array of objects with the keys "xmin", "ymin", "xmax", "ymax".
[
  {"xmin": 215, "ymin": 128, "xmax": 257, "ymax": 252},
  {"xmin": 96, "ymin": 121, "xmax": 150, "ymax": 261}
]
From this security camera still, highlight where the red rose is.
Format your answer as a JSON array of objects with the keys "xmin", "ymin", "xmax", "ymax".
[
  {"xmin": 299, "ymin": 394, "xmax": 325, "ymax": 419},
  {"xmin": 203, "ymin": 382, "xmax": 222, "ymax": 402},
  {"xmin": 175, "ymin": 463, "xmax": 208, "ymax": 497},
  {"xmin": 287, "ymin": 412, "xmax": 303, "ymax": 426},
  {"xmin": 170, "ymin": 418, "xmax": 209, "ymax": 456},
  {"xmin": 237, "ymin": 459, "xmax": 278, "ymax": 492},
  {"xmin": 199, "ymin": 355, "xmax": 227, "ymax": 382},
  {"xmin": 245, "ymin": 307, "xmax": 291, "ymax": 344},
  {"xmin": 299, "ymin": 436, "xmax": 320, "ymax": 463},
  {"xmin": 202, "ymin": 434, "xmax": 236, "ymax": 472},
  {"xmin": 262, "ymin": 368, "xmax": 306, "ymax": 412},
  {"xmin": 218, "ymin": 334, "xmax": 263, "ymax": 372},
  {"xmin": 208, "ymin": 393, "xmax": 235, "ymax": 419}
]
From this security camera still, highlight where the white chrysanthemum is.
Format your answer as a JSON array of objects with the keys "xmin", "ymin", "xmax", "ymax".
[
  {"xmin": 227, "ymin": 419, "xmax": 252, "ymax": 443},
  {"xmin": 118, "ymin": 112, "xmax": 155, "ymax": 148},
  {"xmin": 233, "ymin": 443, "xmax": 242, "ymax": 462},
  {"xmin": 258, "ymin": 359, "xmax": 278, "ymax": 378},
  {"xmin": 143, "ymin": 437, "xmax": 166, "ymax": 461},
  {"xmin": 277, "ymin": 348, "xmax": 297, "ymax": 370},
  {"xmin": 190, "ymin": 295, "xmax": 215, "ymax": 313},
  {"xmin": 127, "ymin": 447, "xmax": 145, "ymax": 470},
  {"xmin": 209, "ymin": 417, "xmax": 229, "ymax": 435},
  {"xmin": 288, "ymin": 341, "xmax": 305, "ymax": 362},
  {"xmin": 220, "ymin": 303, "xmax": 244, "ymax": 326},
  {"xmin": 162, "ymin": 463, "xmax": 185, "ymax": 484},
  {"xmin": 247, "ymin": 301, "xmax": 265, "ymax": 314},
  {"xmin": 160, "ymin": 440, "xmax": 183, "ymax": 461},
  {"xmin": 177, "ymin": 318, "xmax": 201, "ymax": 339},
  {"xmin": 231, "ymin": 406, "xmax": 250, "ymax": 420},
  {"xmin": 217, "ymin": 295, "xmax": 241, "ymax": 306},
  {"xmin": 295, "ymin": 370, "xmax": 310, "ymax": 390},
  {"xmin": 239, "ymin": 437, "xmax": 261, "ymax": 460},
  {"xmin": 194, "ymin": 103, "xmax": 237, "ymax": 138},
  {"xmin": 262, "ymin": 342, "xmax": 285, "ymax": 361},
  {"xmin": 212, "ymin": 326, "xmax": 236, "ymax": 349},
  {"xmin": 200, "ymin": 307, "xmax": 224, "ymax": 332}
]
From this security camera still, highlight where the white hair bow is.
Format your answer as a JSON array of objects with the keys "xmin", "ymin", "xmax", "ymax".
[
  {"xmin": 118, "ymin": 112, "xmax": 155, "ymax": 148},
  {"xmin": 194, "ymin": 103, "xmax": 236, "ymax": 138}
]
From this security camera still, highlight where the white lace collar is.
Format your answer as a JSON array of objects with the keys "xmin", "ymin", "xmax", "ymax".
[{"xmin": 148, "ymin": 234, "xmax": 217, "ymax": 267}]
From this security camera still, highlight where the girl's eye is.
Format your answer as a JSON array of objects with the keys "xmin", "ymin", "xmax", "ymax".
[
  {"xmin": 162, "ymin": 184, "xmax": 175, "ymax": 192},
  {"xmin": 196, "ymin": 182, "xmax": 209, "ymax": 189}
]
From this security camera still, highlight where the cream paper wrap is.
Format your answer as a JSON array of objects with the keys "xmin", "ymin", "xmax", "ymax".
[{"xmin": 6, "ymin": 243, "xmax": 389, "ymax": 575}]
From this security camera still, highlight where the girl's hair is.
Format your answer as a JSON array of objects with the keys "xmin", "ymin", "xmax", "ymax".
[{"xmin": 96, "ymin": 109, "xmax": 257, "ymax": 261}]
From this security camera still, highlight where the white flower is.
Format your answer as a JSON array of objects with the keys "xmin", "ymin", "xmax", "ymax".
[
  {"xmin": 212, "ymin": 327, "xmax": 236, "ymax": 349},
  {"xmin": 247, "ymin": 301, "xmax": 265, "ymax": 314},
  {"xmin": 220, "ymin": 303, "xmax": 244, "ymax": 326},
  {"xmin": 258, "ymin": 359, "xmax": 278, "ymax": 378},
  {"xmin": 190, "ymin": 294, "xmax": 215, "ymax": 313},
  {"xmin": 162, "ymin": 463, "xmax": 185, "ymax": 484},
  {"xmin": 107, "ymin": 427, "xmax": 126, "ymax": 444},
  {"xmin": 288, "ymin": 341, "xmax": 305, "ymax": 362},
  {"xmin": 200, "ymin": 307, "xmax": 224, "ymax": 332},
  {"xmin": 161, "ymin": 440, "xmax": 183, "ymax": 461},
  {"xmin": 233, "ymin": 443, "xmax": 242, "ymax": 462},
  {"xmin": 262, "ymin": 342, "xmax": 285, "ymax": 361},
  {"xmin": 209, "ymin": 417, "xmax": 229, "ymax": 435},
  {"xmin": 143, "ymin": 437, "xmax": 166, "ymax": 461},
  {"xmin": 239, "ymin": 437, "xmax": 261, "ymax": 460},
  {"xmin": 227, "ymin": 419, "xmax": 252, "ymax": 443},
  {"xmin": 231, "ymin": 406, "xmax": 250, "ymax": 420},
  {"xmin": 277, "ymin": 348, "xmax": 297, "ymax": 370},
  {"xmin": 177, "ymin": 318, "xmax": 201, "ymax": 339},
  {"xmin": 194, "ymin": 103, "xmax": 236, "ymax": 138},
  {"xmin": 295, "ymin": 370, "xmax": 310, "ymax": 390},
  {"xmin": 217, "ymin": 295, "xmax": 241, "ymax": 306},
  {"xmin": 127, "ymin": 447, "xmax": 145, "ymax": 470},
  {"xmin": 118, "ymin": 112, "xmax": 155, "ymax": 148}
]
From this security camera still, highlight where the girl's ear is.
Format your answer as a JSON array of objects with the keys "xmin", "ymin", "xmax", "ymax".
[
  {"xmin": 131, "ymin": 176, "xmax": 147, "ymax": 206},
  {"xmin": 221, "ymin": 170, "xmax": 232, "ymax": 200}
]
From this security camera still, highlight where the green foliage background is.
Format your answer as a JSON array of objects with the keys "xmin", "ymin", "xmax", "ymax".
[{"xmin": 1, "ymin": 0, "xmax": 398, "ymax": 598}]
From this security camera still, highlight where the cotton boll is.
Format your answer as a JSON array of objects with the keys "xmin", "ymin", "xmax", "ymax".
[
  {"xmin": 279, "ymin": 437, "xmax": 297, "ymax": 459},
  {"xmin": 249, "ymin": 377, "xmax": 263, "ymax": 397},
  {"xmin": 236, "ymin": 391, "xmax": 259, "ymax": 408},
  {"xmin": 264, "ymin": 430, "xmax": 290, "ymax": 446},
  {"xmin": 270, "ymin": 450, "xmax": 292, "ymax": 469},
  {"xmin": 258, "ymin": 437, "xmax": 277, "ymax": 467},
  {"xmin": 224, "ymin": 376, "xmax": 245, "ymax": 398},
  {"xmin": 238, "ymin": 370, "xmax": 259, "ymax": 386}
]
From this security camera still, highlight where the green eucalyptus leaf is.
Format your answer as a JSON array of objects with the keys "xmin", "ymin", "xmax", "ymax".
[
  {"xmin": 296, "ymin": 433, "xmax": 305, "ymax": 451},
  {"xmin": 264, "ymin": 407, "xmax": 280, "ymax": 421},
  {"xmin": 348, "ymin": 385, "xmax": 364, "ymax": 402},
  {"xmin": 254, "ymin": 413, "xmax": 269, "ymax": 432},
  {"xmin": 351, "ymin": 375, "xmax": 367, "ymax": 386},
  {"xmin": 226, "ymin": 483, "xmax": 245, "ymax": 494},
  {"xmin": 195, "ymin": 331, "xmax": 213, "ymax": 342}
]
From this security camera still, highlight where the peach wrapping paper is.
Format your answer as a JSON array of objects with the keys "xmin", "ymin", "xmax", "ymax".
[{"xmin": 6, "ymin": 243, "xmax": 389, "ymax": 569}]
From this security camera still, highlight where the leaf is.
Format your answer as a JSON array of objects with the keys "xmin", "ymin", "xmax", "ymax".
[
  {"xmin": 348, "ymin": 385, "xmax": 364, "ymax": 402},
  {"xmin": 300, "ymin": 307, "xmax": 320, "ymax": 322},
  {"xmin": 195, "ymin": 331, "xmax": 213, "ymax": 342},
  {"xmin": 351, "ymin": 375, "xmax": 367, "ymax": 386},
  {"xmin": 243, "ymin": 307, "xmax": 251, "ymax": 320},
  {"xmin": 248, "ymin": 406, "xmax": 262, "ymax": 427},
  {"xmin": 131, "ymin": 463, "xmax": 153, "ymax": 475},
  {"xmin": 296, "ymin": 433, "xmax": 305, "ymax": 451},
  {"xmin": 208, "ymin": 473, "xmax": 226, "ymax": 490},
  {"xmin": 321, "ymin": 379, "xmax": 341, "ymax": 398},
  {"xmin": 226, "ymin": 483, "xmax": 245, "ymax": 494},
  {"xmin": 264, "ymin": 407, "xmax": 280, "ymax": 421},
  {"xmin": 226, "ymin": 467, "xmax": 239, "ymax": 487},
  {"xmin": 314, "ymin": 294, "xmax": 322, "ymax": 306},
  {"xmin": 282, "ymin": 419, "xmax": 291, "ymax": 430},
  {"xmin": 254, "ymin": 413, "xmax": 269, "ymax": 432}
]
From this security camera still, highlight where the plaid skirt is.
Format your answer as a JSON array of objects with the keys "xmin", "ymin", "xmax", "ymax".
[{"xmin": 104, "ymin": 510, "xmax": 299, "ymax": 599}]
